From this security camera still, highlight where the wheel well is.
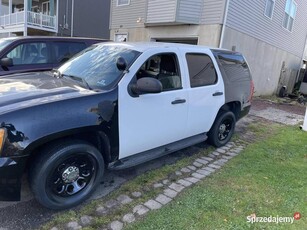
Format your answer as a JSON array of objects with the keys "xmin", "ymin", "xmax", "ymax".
[
  {"xmin": 219, "ymin": 101, "xmax": 241, "ymax": 120},
  {"xmin": 26, "ymin": 131, "xmax": 112, "ymax": 171}
]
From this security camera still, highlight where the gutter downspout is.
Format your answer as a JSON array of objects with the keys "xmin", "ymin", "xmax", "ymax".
[
  {"xmin": 219, "ymin": 0, "xmax": 230, "ymax": 48},
  {"xmin": 71, "ymin": 0, "xmax": 74, "ymax": 37}
]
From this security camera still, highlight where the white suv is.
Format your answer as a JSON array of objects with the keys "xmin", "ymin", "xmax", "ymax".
[{"xmin": 0, "ymin": 42, "xmax": 254, "ymax": 209}]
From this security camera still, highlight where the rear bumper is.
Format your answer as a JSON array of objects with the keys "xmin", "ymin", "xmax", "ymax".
[
  {"xmin": 238, "ymin": 105, "xmax": 251, "ymax": 120},
  {"xmin": 0, "ymin": 155, "xmax": 28, "ymax": 201}
]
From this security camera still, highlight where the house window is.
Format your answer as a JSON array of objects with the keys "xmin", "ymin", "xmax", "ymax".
[
  {"xmin": 264, "ymin": 0, "xmax": 275, "ymax": 19},
  {"xmin": 42, "ymin": 1, "xmax": 50, "ymax": 15},
  {"xmin": 117, "ymin": 0, "xmax": 130, "ymax": 6},
  {"xmin": 283, "ymin": 0, "xmax": 297, "ymax": 31}
]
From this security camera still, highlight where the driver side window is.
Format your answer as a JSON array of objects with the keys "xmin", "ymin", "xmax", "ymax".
[
  {"xmin": 6, "ymin": 42, "xmax": 49, "ymax": 65},
  {"xmin": 136, "ymin": 53, "xmax": 182, "ymax": 91}
]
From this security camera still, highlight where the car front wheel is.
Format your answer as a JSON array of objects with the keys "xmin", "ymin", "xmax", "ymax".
[{"xmin": 29, "ymin": 140, "xmax": 104, "ymax": 210}]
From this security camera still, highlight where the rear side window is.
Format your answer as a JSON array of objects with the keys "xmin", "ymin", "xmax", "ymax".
[
  {"xmin": 216, "ymin": 53, "xmax": 251, "ymax": 81},
  {"xmin": 186, "ymin": 53, "xmax": 217, "ymax": 88},
  {"xmin": 6, "ymin": 42, "xmax": 50, "ymax": 65},
  {"xmin": 53, "ymin": 42, "xmax": 86, "ymax": 63}
]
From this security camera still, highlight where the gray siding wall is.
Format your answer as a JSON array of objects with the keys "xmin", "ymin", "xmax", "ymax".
[
  {"xmin": 201, "ymin": 0, "xmax": 225, "ymax": 24},
  {"xmin": 223, "ymin": 27, "xmax": 301, "ymax": 95},
  {"xmin": 110, "ymin": 0, "xmax": 147, "ymax": 29},
  {"xmin": 110, "ymin": 0, "xmax": 227, "ymax": 29},
  {"xmin": 73, "ymin": 0, "xmax": 110, "ymax": 38},
  {"xmin": 57, "ymin": 0, "xmax": 110, "ymax": 38},
  {"xmin": 147, "ymin": 0, "xmax": 176, "ymax": 23},
  {"xmin": 177, "ymin": 0, "xmax": 203, "ymax": 24},
  {"xmin": 226, "ymin": 0, "xmax": 307, "ymax": 58},
  {"xmin": 57, "ymin": 0, "xmax": 73, "ymax": 36}
]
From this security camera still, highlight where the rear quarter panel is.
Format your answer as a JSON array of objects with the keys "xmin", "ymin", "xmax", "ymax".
[{"xmin": 212, "ymin": 50, "xmax": 252, "ymax": 109}]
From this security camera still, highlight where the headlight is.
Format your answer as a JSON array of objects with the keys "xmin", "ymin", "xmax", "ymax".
[{"xmin": 0, "ymin": 128, "xmax": 7, "ymax": 153}]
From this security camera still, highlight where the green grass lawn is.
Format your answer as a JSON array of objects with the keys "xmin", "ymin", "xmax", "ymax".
[{"xmin": 127, "ymin": 125, "xmax": 307, "ymax": 230}]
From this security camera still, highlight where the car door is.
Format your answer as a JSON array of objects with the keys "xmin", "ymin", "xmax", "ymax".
[
  {"xmin": 1, "ymin": 41, "xmax": 52, "ymax": 75},
  {"xmin": 118, "ymin": 48, "xmax": 189, "ymax": 159},
  {"xmin": 180, "ymin": 49, "xmax": 225, "ymax": 137}
]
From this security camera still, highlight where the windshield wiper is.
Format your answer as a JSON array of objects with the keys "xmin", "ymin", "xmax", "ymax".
[
  {"xmin": 63, "ymin": 75, "xmax": 92, "ymax": 90},
  {"xmin": 53, "ymin": 69, "xmax": 92, "ymax": 90}
]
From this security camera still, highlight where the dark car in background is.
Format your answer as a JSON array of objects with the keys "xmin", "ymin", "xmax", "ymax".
[{"xmin": 0, "ymin": 36, "xmax": 107, "ymax": 76}]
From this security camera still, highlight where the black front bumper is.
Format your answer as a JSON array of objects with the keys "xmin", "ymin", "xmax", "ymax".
[{"xmin": 0, "ymin": 155, "xmax": 28, "ymax": 201}]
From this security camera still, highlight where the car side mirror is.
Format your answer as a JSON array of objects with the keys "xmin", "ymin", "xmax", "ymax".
[
  {"xmin": 0, "ymin": 57, "xmax": 13, "ymax": 67},
  {"xmin": 131, "ymin": 77, "xmax": 162, "ymax": 95},
  {"xmin": 116, "ymin": 57, "xmax": 127, "ymax": 71}
]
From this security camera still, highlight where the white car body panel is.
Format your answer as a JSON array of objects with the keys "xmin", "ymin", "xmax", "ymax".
[
  {"xmin": 118, "ymin": 47, "xmax": 190, "ymax": 159},
  {"xmin": 177, "ymin": 48, "xmax": 225, "ymax": 136}
]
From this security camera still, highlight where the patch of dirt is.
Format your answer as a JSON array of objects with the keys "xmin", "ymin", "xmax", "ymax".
[{"xmin": 252, "ymin": 98, "xmax": 306, "ymax": 116}]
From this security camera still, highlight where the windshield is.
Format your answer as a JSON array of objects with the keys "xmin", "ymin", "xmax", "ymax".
[
  {"xmin": 57, "ymin": 44, "xmax": 140, "ymax": 90},
  {"xmin": 0, "ymin": 39, "xmax": 14, "ymax": 51}
]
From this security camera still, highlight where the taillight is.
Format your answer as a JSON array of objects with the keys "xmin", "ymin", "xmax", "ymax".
[{"xmin": 0, "ymin": 128, "xmax": 7, "ymax": 154}]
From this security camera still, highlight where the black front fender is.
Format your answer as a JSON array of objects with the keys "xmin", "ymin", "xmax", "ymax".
[{"xmin": 0, "ymin": 155, "xmax": 28, "ymax": 201}]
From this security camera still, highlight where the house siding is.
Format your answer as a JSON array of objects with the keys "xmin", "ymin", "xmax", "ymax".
[
  {"xmin": 226, "ymin": 0, "xmax": 307, "ymax": 58},
  {"xmin": 201, "ymin": 0, "xmax": 225, "ymax": 24},
  {"xmin": 147, "ymin": 0, "xmax": 177, "ymax": 24},
  {"xmin": 73, "ymin": 0, "xmax": 110, "ymax": 38},
  {"xmin": 223, "ymin": 27, "xmax": 301, "ymax": 95},
  {"xmin": 176, "ymin": 0, "xmax": 203, "ymax": 24},
  {"xmin": 110, "ymin": 0, "xmax": 147, "ymax": 29},
  {"xmin": 57, "ymin": 0, "xmax": 73, "ymax": 36},
  {"xmin": 57, "ymin": 0, "xmax": 110, "ymax": 38},
  {"xmin": 110, "ymin": 0, "xmax": 227, "ymax": 29}
]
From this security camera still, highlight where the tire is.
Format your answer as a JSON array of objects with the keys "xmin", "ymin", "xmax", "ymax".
[
  {"xmin": 29, "ymin": 140, "xmax": 104, "ymax": 210},
  {"xmin": 208, "ymin": 111, "xmax": 236, "ymax": 147}
]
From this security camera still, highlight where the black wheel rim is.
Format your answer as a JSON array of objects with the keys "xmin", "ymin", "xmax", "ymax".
[
  {"xmin": 47, "ymin": 154, "xmax": 96, "ymax": 198},
  {"xmin": 218, "ymin": 117, "xmax": 233, "ymax": 141}
]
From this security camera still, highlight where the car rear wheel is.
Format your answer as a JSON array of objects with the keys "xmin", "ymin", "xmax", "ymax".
[
  {"xmin": 208, "ymin": 111, "xmax": 236, "ymax": 147},
  {"xmin": 29, "ymin": 140, "xmax": 104, "ymax": 210}
]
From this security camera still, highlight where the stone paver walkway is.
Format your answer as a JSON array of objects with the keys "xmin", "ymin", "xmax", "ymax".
[{"xmin": 53, "ymin": 141, "xmax": 248, "ymax": 230}]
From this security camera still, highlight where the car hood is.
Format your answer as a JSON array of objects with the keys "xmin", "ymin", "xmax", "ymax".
[{"xmin": 0, "ymin": 71, "xmax": 96, "ymax": 114}]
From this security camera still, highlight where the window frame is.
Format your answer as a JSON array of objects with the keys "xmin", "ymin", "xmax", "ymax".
[
  {"xmin": 117, "ymin": 0, "xmax": 130, "ymax": 7},
  {"xmin": 132, "ymin": 52, "xmax": 183, "ymax": 93},
  {"xmin": 185, "ymin": 52, "xmax": 218, "ymax": 88},
  {"xmin": 42, "ymin": 1, "xmax": 50, "ymax": 15},
  {"xmin": 264, "ymin": 0, "xmax": 275, "ymax": 19},
  {"xmin": 283, "ymin": 0, "xmax": 297, "ymax": 32}
]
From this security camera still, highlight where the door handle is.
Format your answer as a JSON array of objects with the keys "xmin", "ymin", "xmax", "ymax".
[
  {"xmin": 171, "ymin": 99, "xmax": 186, "ymax": 105},
  {"xmin": 212, "ymin": 92, "xmax": 224, "ymax": 96}
]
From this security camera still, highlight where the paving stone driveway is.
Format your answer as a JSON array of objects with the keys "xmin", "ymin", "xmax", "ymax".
[{"xmin": 57, "ymin": 140, "xmax": 245, "ymax": 230}]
